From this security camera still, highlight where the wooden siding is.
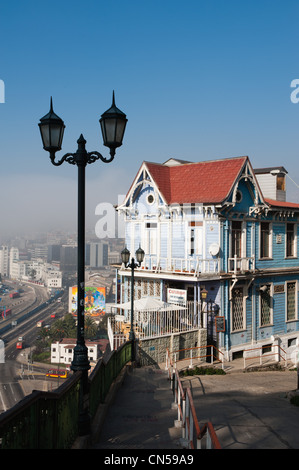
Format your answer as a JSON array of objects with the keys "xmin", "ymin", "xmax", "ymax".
[
  {"xmin": 255, "ymin": 221, "xmax": 299, "ymax": 270},
  {"xmin": 255, "ymin": 173, "xmax": 277, "ymax": 200}
]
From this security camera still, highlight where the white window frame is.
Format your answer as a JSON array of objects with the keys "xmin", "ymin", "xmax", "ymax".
[
  {"xmin": 259, "ymin": 283, "xmax": 273, "ymax": 327},
  {"xmin": 285, "ymin": 223, "xmax": 297, "ymax": 259},
  {"xmin": 285, "ymin": 280, "xmax": 298, "ymax": 322},
  {"xmin": 229, "ymin": 221, "xmax": 247, "ymax": 258},
  {"xmin": 259, "ymin": 222, "xmax": 273, "ymax": 259},
  {"xmin": 144, "ymin": 221, "xmax": 158, "ymax": 255},
  {"xmin": 187, "ymin": 222, "xmax": 203, "ymax": 257},
  {"xmin": 230, "ymin": 285, "xmax": 246, "ymax": 332}
]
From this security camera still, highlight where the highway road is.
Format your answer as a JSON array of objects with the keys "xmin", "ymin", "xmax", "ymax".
[{"xmin": 0, "ymin": 283, "xmax": 66, "ymax": 414}]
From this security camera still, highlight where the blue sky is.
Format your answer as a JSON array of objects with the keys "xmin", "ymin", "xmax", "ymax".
[{"xmin": 0, "ymin": 0, "xmax": 299, "ymax": 237}]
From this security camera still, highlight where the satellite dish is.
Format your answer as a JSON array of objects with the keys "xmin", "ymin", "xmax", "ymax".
[{"xmin": 209, "ymin": 243, "xmax": 220, "ymax": 256}]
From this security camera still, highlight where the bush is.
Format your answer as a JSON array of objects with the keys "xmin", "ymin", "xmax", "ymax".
[
  {"xmin": 32, "ymin": 350, "xmax": 51, "ymax": 363},
  {"xmin": 179, "ymin": 366, "xmax": 226, "ymax": 376}
]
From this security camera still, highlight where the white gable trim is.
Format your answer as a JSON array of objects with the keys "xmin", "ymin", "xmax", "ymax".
[
  {"xmin": 224, "ymin": 158, "xmax": 267, "ymax": 214},
  {"xmin": 117, "ymin": 162, "xmax": 169, "ymax": 213}
]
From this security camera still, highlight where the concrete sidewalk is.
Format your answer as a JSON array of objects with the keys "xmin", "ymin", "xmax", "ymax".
[
  {"xmin": 88, "ymin": 360, "xmax": 299, "ymax": 450},
  {"xmin": 181, "ymin": 366, "xmax": 299, "ymax": 449}
]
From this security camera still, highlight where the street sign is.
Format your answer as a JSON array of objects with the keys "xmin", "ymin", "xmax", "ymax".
[{"xmin": 215, "ymin": 316, "xmax": 225, "ymax": 332}]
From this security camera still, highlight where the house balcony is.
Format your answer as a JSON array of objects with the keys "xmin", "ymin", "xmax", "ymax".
[
  {"xmin": 119, "ymin": 254, "xmax": 255, "ymax": 277},
  {"xmin": 228, "ymin": 255, "xmax": 255, "ymax": 274},
  {"xmin": 134, "ymin": 255, "xmax": 220, "ymax": 276}
]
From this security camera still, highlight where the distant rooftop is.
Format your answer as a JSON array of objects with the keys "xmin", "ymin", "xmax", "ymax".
[{"xmin": 254, "ymin": 166, "xmax": 288, "ymax": 174}]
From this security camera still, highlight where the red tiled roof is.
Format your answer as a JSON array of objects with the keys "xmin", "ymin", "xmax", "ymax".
[
  {"xmin": 145, "ymin": 157, "xmax": 248, "ymax": 204},
  {"xmin": 265, "ymin": 198, "xmax": 299, "ymax": 209}
]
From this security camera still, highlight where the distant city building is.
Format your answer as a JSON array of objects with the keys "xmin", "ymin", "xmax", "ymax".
[
  {"xmin": 51, "ymin": 338, "xmax": 102, "ymax": 365},
  {"xmin": 108, "ymin": 251, "xmax": 121, "ymax": 265},
  {"xmin": 28, "ymin": 245, "xmax": 48, "ymax": 260},
  {"xmin": 86, "ymin": 242, "xmax": 108, "ymax": 267},
  {"xmin": 9, "ymin": 247, "xmax": 19, "ymax": 278},
  {"xmin": 60, "ymin": 245, "xmax": 77, "ymax": 272},
  {"xmin": 47, "ymin": 244, "xmax": 61, "ymax": 263},
  {"xmin": 41, "ymin": 265, "xmax": 62, "ymax": 289},
  {"xmin": 0, "ymin": 246, "xmax": 9, "ymax": 277},
  {"xmin": 8, "ymin": 248, "xmax": 62, "ymax": 288}
]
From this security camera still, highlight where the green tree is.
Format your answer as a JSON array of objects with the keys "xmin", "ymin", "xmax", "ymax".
[
  {"xmin": 84, "ymin": 316, "xmax": 98, "ymax": 339},
  {"xmin": 46, "ymin": 314, "xmax": 77, "ymax": 342},
  {"xmin": 62, "ymin": 313, "xmax": 77, "ymax": 337},
  {"xmin": 50, "ymin": 318, "xmax": 67, "ymax": 340}
]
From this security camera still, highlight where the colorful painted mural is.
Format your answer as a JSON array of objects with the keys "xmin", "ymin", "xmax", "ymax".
[{"xmin": 69, "ymin": 286, "xmax": 106, "ymax": 316}]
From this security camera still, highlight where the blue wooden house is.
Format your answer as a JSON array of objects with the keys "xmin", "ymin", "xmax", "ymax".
[{"xmin": 116, "ymin": 156, "xmax": 299, "ymax": 363}]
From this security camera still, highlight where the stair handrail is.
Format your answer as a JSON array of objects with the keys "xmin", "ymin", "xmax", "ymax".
[{"xmin": 170, "ymin": 363, "xmax": 221, "ymax": 449}]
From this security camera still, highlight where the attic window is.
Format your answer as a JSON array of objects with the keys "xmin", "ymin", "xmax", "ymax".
[
  {"xmin": 236, "ymin": 190, "xmax": 242, "ymax": 203},
  {"xmin": 147, "ymin": 194, "xmax": 155, "ymax": 205}
]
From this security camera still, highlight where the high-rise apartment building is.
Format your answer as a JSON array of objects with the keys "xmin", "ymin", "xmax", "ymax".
[
  {"xmin": 86, "ymin": 242, "xmax": 108, "ymax": 267},
  {"xmin": 0, "ymin": 246, "xmax": 9, "ymax": 277}
]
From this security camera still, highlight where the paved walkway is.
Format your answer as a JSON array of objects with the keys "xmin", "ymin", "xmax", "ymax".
[
  {"xmin": 88, "ymin": 360, "xmax": 299, "ymax": 450},
  {"xmin": 180, "ymin": 367, "xmax": 299, "ymax": 449}
]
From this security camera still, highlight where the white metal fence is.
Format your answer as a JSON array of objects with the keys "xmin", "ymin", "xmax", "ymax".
[
  {"xmin": 108, "ymin": 301, "xmax": 202, "ymax": 349},
  {"xmin": 135, "ymin": 301, "xmax": 201, "ymax": 339}
]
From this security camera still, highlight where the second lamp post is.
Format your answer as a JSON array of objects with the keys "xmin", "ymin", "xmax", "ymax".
[{"xmin": 121, "ymin": 246, "xmax": 145, "ymax": 361}]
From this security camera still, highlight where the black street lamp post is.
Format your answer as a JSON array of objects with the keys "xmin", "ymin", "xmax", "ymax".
[
  {"xmin": 38, "ymin": 92, "xmax": 127, "ymax": 436},
  {"xmin": 121, "ymin": 246, "xmax": 145, "ymax": 361}
]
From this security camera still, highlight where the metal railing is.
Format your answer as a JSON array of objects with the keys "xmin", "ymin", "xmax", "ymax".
[
  {"xmin": 243, "ymin": 344, "xmax": 287, "ymax": 370},
  {"xmin": 0, "ymin": 341, "xmax": 132, "ymax": 449},
  {"xmin": 89, "ymin": 342, "xmax": 131, "ymax": 418},
  {"xmin": 140, "ymin": 255, "xmax": 220, "ymax": 276},
  {"xmin": 0, "ymin": 371, "xmax": 81, "ymax": 449},
  {"xmin": 166, "ymin": 344, "xmax": 225, "ymax": 370},
  {"xmin": 166, "ymin": 349, "xmax": 221, "ymax": 449},
  {"xmin": 228, "ymin": 254, "xmax": 255, "ymax": 273},
  {"xmin": 108, "ymin": 301, "xmax": 203, "ymax": 349}
]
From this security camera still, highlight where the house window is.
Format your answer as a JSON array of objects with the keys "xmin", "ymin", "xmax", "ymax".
[
  {"xmin": 188, "ymin": 221, "xmax": 203, "ymax": 256},
  {"xmin": 236, "ymin": 190, "xmax": 242, "ymax": 203},
  {"xmin": 260, "ymin": 285, "xmax": 272, "ymax": 326},
  {"xmin": 277, "ymin": 175, "xmax": 285, "ymax": 191},
  {"xmin": 145, "ymin": 222, "xmax": 157, "ymax": 255},
  {"xmin": 286, "ymin": 281, "xmax": 296, "ymax": 321},
  {"xmin": 231, "ymin": 287, "xmax": 245, "ymax": 331},
  {"xmin": 286, "ymin": 223, "xmax": 296, "ymax": 257},
  {"xmin": 232, "ymin": 221, "xmax": 242, "ymax": 258},
  {"xmin": 190, "ymin": 228, "xmax": 195, "ymax": 255},
  {"xmin": 260, "ymin": 222, "xmax": 271, "ymax": 258}
]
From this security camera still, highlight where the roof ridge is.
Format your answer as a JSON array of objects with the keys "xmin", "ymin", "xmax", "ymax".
[{"xmin": 145, "ymin": 155, "xmax": 248, "ymax": 167}]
